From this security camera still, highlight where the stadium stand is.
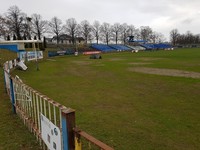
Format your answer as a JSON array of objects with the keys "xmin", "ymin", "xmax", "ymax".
[
  {"xmin": 140, "ymin": 43, "xmax": 155, "ymax": 50},
  {"xmin": 140, "ymin": 43, "xmax": 172, "ymax": 50},
  {"xmin": 91, "ymin": 43, "xmax": 172, "ymax": 52},
  {"xmin": 154, "ymin": 43, "xmax": 172, "ymax": 49},
  {"xmin": 127, "ymin": 45, "xmax": 146, "ymax": 51},
  {"xmin": 91, "ymin": 44, "xmax": 115, "ymax": 52},
  {"xmin": 109, "ymin": 44, "xmax": 131, "ymax": 51}
]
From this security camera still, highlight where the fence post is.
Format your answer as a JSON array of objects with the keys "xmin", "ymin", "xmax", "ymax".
[
  {"xmin": 62, "ymin": 108, "xmax": 75, "ymax": 150},
  {"xmin": 9, "ymin": 77, "xmax": 16, "ymax": 114},
  {"xmin": 2, "ymin": 69, "xmax": 7, "ymax": 92}
]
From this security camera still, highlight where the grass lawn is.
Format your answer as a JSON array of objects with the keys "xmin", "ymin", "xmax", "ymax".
[
  {"xmin": 10, "ymin": 48, "xmax": 200, "ymax": 150},
  {"xmin": 0, "ymin": 50, "xmax": 41, "ymax": 150}
]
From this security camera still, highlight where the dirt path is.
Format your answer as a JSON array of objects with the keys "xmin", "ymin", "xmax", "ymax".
[{"xmin": 128, "ymin": 67, "xmax": 200, "ymax": 79}]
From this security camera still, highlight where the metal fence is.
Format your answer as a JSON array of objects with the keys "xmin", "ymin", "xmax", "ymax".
[
  {"xmin": 3, "ymin": 58, "xmax": 114, "ymax": 150},
  {"xmin": 13, "ymin": 77, "xmax": 72, "ymax": 149}
]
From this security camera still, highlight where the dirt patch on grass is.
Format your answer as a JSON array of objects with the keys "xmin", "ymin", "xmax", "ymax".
[{"xmin": 128, "ymin": 67, "xmax": 200, "ymax": 79}]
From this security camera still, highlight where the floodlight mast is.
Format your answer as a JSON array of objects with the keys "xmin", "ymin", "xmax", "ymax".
[
  {"xmin": 75, "ymin": 36, "xmax": 78, "ymax": 56},
  {"xmin": 33, "ymin": 41, "xmax": 39, "ymax": 71},
  {"xmin": 26, "ymin": 17, "xmax": 32, "ymax": 40},
  {"xmin": 26, "ymin": 17, "xmax": 39, "ymax": 71}
]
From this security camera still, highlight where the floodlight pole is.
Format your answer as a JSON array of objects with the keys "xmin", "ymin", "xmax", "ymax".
[
  {"xmin": 75, "ymin": 36, "xmax": 78, "ymax": 56},
  {"xmin": 26, "ymin": 17, "xmax": 32, "ymax": 40},
  {"xmin": 33, "ymin": 41, "xmax": 39, "ymax": 71},
  {"xmin": 26, "ymin": 17, "xmax": 39, "ymax": 71},
  {"xmin": 75, "ymin": 36, "xmax": 77, "ymax": 52}
]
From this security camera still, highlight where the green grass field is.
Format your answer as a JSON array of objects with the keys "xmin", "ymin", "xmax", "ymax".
[{"xmin": 3, "ymin": 48, "xmax": 200, "ymax": 150}]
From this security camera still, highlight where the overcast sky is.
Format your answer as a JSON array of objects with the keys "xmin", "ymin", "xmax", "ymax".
[{"xmin": 1, "ymin": 0, "xmax": 200, "ymax": 41}]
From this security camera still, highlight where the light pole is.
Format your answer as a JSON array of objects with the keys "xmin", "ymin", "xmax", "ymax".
[
  {"xmin": 27, "ymin": 17, "xmax": 39, "ymax": 71},
  {"xmin": 26, "ymin": 17, "xmax": 32, "ymax": 40},
  {"xmin": 75, "ymin": 36, "xmax": 78, "ymax": 56},
  {"xmin": 33, "ymin": 40, "xmax": 39, "ymax": 71}
]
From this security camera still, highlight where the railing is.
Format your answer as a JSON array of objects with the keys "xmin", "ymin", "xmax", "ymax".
[
  {"xmin": 74, "ymin": 128, "xmax": 114, "ymax": 150},
  {"xmin": 13, "ymin": 76, "xmax": 72, "ymax": 149},
  {"xmin": 2, "ymin": 57, "xmax": 114, "ymax": 150}
]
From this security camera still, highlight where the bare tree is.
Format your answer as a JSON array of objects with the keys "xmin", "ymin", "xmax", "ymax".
[
  {"xmin": 134, "ymin": 28, "xmax": 141, "ymax": 40},
  {"xmin": 170, "ymin": 29, "xmax": 179, "ymax": 46},
  {"xmin": 157, "ymin": 33, "xmax": 166, "ymax": 43},
  {"xmin": 127, "ymin": 25, "xmax": 135, "ymax": 36},
  {"xmin": 100, "ymin": 22, "xmax": 112, "ymax": 45},
  {"xmin": 140, "ymin": 26, "xmax": 152, "ymax": 42},
  {"xmin": 194, "ymin": 34, "xmax": 200, "ymax": 44},
  {"xmin": 150, "ymin": 32, "xmax": 165, "ymax": 43},
  {"xmin": 121, "ymin": 23, "xmax": 129, "ymax": 45},
  {"xmin": 0, "ymin": 14, "xmax": 10, "ymax": 39},
  {"xmin": 92, "ymin": 20, "xmax": 101, "ymax": 44},
  {"xmin": 49, "ymin": 16, "xmax": 63, "ymax": 44},
  {"xmin": 31, "ymin": 14, "xmax": 48, "ymax": 40},
  {"xmin": 80, "ymin": 20, "xmax": 92, "ymax": 44},
  {"xmin": 185, "ymin": 31, "xmax": 193, "ymax": 45},
  {"xmin": 65, "ymin": 18, "xmax": 77, "ymax": 45},
  {"xmin": 21, "ymin": 16, "xmax": 32, "ymax": 40},
  {"xmin": 6, "ymin": 5, "xmax": 26, "ymax": 40},
  {"xmin": 175, "ymin": 31, "xmax": 200, "ymax": 46},
  {"xmin": 112, "ymin": 23, "xmax": 121, "ymax": 44}
]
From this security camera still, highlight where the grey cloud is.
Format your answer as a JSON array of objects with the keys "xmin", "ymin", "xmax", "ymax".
[
  {"xmin": 182, "ymin": 18, "xmax": 193, "ymax": 24},
  {"xmin": 1, "ymin": 0, "xmax": 200, "ymax": 40}
]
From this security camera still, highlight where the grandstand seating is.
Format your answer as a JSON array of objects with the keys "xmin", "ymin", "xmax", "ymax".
[
  {"xmin": 91, "ymin": 44, "xmax": 115, "ymax": 52},
  {"xmin": 109, "ymin": 44, "xmax": 131, "ymax": 51},
  {"xmin": 128, "ymin": 45, "xmax": 146, "ymax": 51},
  {"xmin": 91, "ymin": 43, "xmax": 172, "ymax": 52},
  {"xmin": 140, "ymin": 43, "xmax": 172, "ymax": 50},
  {"xmin": 91, "ymin": 44, "xmax": 133, "ymax": 52},
  {"xmin": 155, "ymin": 43, "xmax": 172, "ymax": 49},
  {"xmin": 140, "ymin": 44, "xmax": 155, "ymax": 49}
]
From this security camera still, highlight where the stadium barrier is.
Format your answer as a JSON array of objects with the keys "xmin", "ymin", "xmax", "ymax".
[
  {"xmin": 48, "ymin": 50, "xmax": 75, "ymax": 57},
  {"xmin": 3, "ymin": 57, "xmax": 114, "ymax": 150}
]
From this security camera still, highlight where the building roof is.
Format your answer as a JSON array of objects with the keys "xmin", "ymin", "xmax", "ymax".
[{"xmin": 0, "ymin": 40, "xmax": 42, "ymax": 44}]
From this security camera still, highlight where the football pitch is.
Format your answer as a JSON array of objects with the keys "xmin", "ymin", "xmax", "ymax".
[{"xmin": 11, "ymin": 48, "xmax": 200, "ymax": 150}]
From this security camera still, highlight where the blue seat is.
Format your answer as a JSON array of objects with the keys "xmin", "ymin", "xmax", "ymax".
[
  {"xmin": 109, "ymin": 45, "xmax": 131, "ymax": 51},
  {"xmin": 91, "ymin": 44, "xmax": 115, "ymax": 52}
]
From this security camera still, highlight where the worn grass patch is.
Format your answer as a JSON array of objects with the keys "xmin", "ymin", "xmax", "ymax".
[{"xmin": 129, "ymin": 67, "xmax": 200, "ymax": 79}]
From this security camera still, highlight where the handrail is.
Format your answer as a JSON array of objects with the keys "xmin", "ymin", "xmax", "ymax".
[{"xmin": 74, "ymin": 127, "xmax": 114, "ymax": 150}]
